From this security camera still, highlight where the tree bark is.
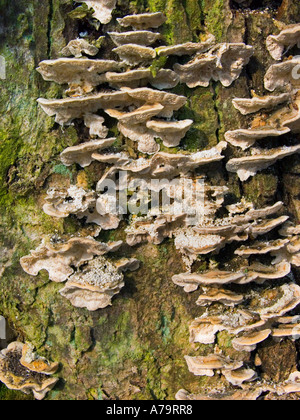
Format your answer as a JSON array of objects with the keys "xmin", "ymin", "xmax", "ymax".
[{"xmin": 0, "ymin": 0, "xmax": 300, "ymax": 400}]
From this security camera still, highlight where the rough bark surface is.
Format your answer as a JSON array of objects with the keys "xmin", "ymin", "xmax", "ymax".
[{"xmin": 0, "ymin": 0, "xmax": 300, "ymax": 400}]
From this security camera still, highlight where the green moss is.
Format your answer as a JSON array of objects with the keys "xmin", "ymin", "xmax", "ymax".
[
  {"xmin": 243, "ymin": 173, "xmax": 278, "ymax": 207},
  {"xmin": 201, "ymin": 0, "xmax": 226, "ymax": 42},
  {"xmin": 53, "ymin": 164, "xmax": 73, "ymax": 178},
  {"xmin": 68, "ymin": 3, "xmax": 91, "ymax": 19},
  {"xmin": 0, "ymin": 129, "xmax": 22, "ymax": 207},
  {"xmin": 149, "ymin": 56, "xmax": 168, "ymax": 77},
  {"xmin": 0, "ymin": 384, "xmax": 33, "ymax": 400},
  {"xmin": 148, "ymin": 0, "xmax": 195, "ymax": 44},
  {"xmin": 179, "ymin": 87, "xmax": 219, "ymax": 150}
]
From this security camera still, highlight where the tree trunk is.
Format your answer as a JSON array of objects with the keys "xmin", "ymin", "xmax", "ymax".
[{"xmin": 0, "ymin": 0, "xmax": 300, "ymax": 400}]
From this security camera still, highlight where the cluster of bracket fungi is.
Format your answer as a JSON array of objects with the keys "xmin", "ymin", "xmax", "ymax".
[{"xmin": 1, "ymin": 0, "xmax": 300, "ymax": 400}]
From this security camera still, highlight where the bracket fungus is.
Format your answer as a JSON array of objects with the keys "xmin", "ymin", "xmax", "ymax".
[
  {"xmin": 60, "ymin": 138, "xmax": 115, "ymax": 167},
  {"xmin": 0, "ymin": 342, "xmax": 58, "ymax": 400},
  {"xmin": 146, "ymin": 119, "xmax": 193, "ymax": 148},
  {"xmin": 83, "ymin": 113, "xmax": 109, "ymax": 138},
  {"xmin": 105, "ymin": 103, "xmax": 164, "ymax": 125},
  {"xmin": 74, "ymin": 0, "xmax": 116, "ymax": 24},
  {"xmin": 235, "ymin": 239, "xmax": 290, "ymax": 257},
  {"xmin": 175, "ymin": 387, "xmax": 265, "ymax": 401},
  {"xmin": 184, "ymin": 354, "xmax": 243, "ymax": 377},
  {"xmin": 117, "ymin": 13, "xmax": 167, "ymax": 30},
  {"xmin": 224, "ymin": 127, "xmax": 290, "ymax": 150},
  {"xmin": 59, "ymin": 256, "xmax": 140, "ymax": 311},
  {"xmin": 174, "ymin": 43, "xmax": 253, "ymax": 88},
  {"xmin": 266, "ymin": 24, "xmax": 300, "ymax": 61},
  {"xmin": 126, "ymin": 214, "xmax": 186, "ymax": 247},
  {"xmin": 108, "ymin": 31, "xmax": 161, "ymax": 47},
  {"xmin": 94, "ymin": 143, "xmax": 227, "ymax": 181},
  {"xmin": 37, "ymin": 58, "xmax": 122, "ymax": 96},
  {"xmin": 272, "ymin": 323, "xmax": 300, "ymax": 340},
  {"xmin": 43, "ymin": 185, "xmax": 96, "ymax": 218},
  {"xmin": 20, "ymin": 343, "xmax": 59, "ymax": 375},
  {"xmin": 37, "ymin": 91, "xmax": 131, "ymax": 125},
  {"xmin": 232, "ymin": 330, "xmax": 272, "ymax": 352},
  {"xmin": 196, "ymin": 288, "xmax": 244, "ymax": 307},
  {"xmin": 156, "ymin": 35, "xmax": 216, "ymax": 57},
  {"xmin": 102, "ymin": 69, "xmax": 180, "ymax": 90},
  {"xmin": 60, "ymin": 38, "xmax": 100, "ymax": 58},
  {"xmin": 20, "ymin": 237, "xmax": 122, "ymax": 283},
  {"xmin": 113, "ymin": 44, "xmax": 156, "ymax": 66},
  {"xmin": 222, "ymin": 368, "xmax": 257, "ymax": 386},
  {"xmin": 226, "ymin": 144, "xmax": 300, "ymax": 181},
  {"xmin": 24, "ymin": 6, "xmax": 300, "ymax": 400},
  {"xmin": 264, "ymin": 58, "xmax": 300, "ymax": 91},
  {"xmin": 232, "ymin": 93, "xmax": 291, "ymax": 115},
  {"xmin": 123, "ymin": 87, "xmax": 187, "ymax": 119},
  {"xmin": 188, "ymin": 283, "xmax": 300, "ymax": 347}
]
